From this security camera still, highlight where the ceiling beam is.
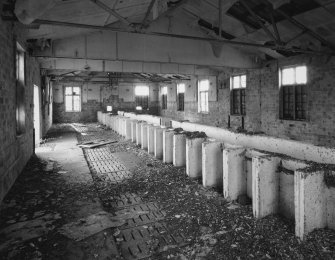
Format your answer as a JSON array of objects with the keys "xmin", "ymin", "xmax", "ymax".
[
  {"xmin": 31, "ymin": 19, "xmax": 335, "ymax": 56},
  {"xmin": 219, "ymin": 0, "xmax": 223, "ymax": 37},
  {"xmin": 147, "ymin": 0, "xmax": 189, "ymax": 26},
  {"xmin": 140, "ymin": 0, "xmax": 156, "ymax": 29},
  {"xmin": 90, "ymin": 0, "xmax": 133, "ymax": 27}
]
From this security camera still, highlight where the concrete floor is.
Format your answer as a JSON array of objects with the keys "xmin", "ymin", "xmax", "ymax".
[{"xmin": 0, "ymin": 124, "xmax": 335, "ymax": 260}]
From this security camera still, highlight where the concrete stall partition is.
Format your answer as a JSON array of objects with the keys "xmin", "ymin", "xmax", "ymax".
[
  {"xmin": 279, "ymin": 159, "xmax": 309, "ymax": 220},
  {"xmin": 173, "ymin": 132, "xmax": 187, "ymax": 167},
  {"xmin": 186, "ymin": 133, "xmax": 206, "ymax": 178},
  {"xmin": 136, "ymin": 121, "xmax": 143, "ymax": 146},
  {"xmin": 295, "ymin": 168, "xmax": 326, "ymax": 239},
  {"xmin": 326, "ymin": 173, "xmax": 335, "ymax": 230},
  {"xmin": 141, "ymin": 123, "xmax": 149, "ymax": 150},
  {"xmin": 252, "ymin": 155, "xmax": 281, "ymax": 218},
  {"xmin": 222, "ymin": 146, "xmax": 246, "ymax": 201},
  {"xmin": 154, "ymin": 127, "xmax": 165, "ymax": 159},
  {"xmin": 163, "ymin": 129, "xmax": 174, "ymax": 164},
  {"xmin": 147, "ymin": 125, "xmax": 157, "ymax": 155},
  {"xmin": 131, "ymin": 120, "xmax": 137, "ymax": 143},
  {"xmin": 125, "ymin": 118, "xmax": 132, "ymax": 140},
  {"xmin": 202, "ymin": 139, "xmax": 224, "ymax": 188}
]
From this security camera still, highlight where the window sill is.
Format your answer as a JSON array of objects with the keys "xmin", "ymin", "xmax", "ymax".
[
  {"xmin": 230, "ymin": 114, "xmax": 245, "ymax": 117},
  {"xmin": 198, "ymin": 111, "xmax": 209, "ymax": 114},
  {"xmin": 279, "ymin": 118, "xmax": 308, "ymax": 122},
  {"xmin": 65, "ymin": 111, "xmax": 82, "ymax": 113}
]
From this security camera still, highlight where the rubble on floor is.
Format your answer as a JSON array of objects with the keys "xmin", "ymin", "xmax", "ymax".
[{"xmin": 0, "ymin": 123, "xmax": 334, "ymax": 260}]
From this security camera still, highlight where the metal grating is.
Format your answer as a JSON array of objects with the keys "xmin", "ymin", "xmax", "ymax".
[
  {"xmin": 119, "ymin": 222, "xmax": 185, "ymax": 260},
  {"xmin": 89, "ymin": 160, "xmax": 127, "ymax": 173},
  {"xmin": 107, "ymin": 171, "xmax": 133, "ymax": 183}
]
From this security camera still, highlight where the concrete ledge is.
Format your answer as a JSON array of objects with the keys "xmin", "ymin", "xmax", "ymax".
[
  {"xmin": 186, "ymin": 136, "xmax": 206, "ymax": 178},
  {"xmin": 202, "ymin": 140, "xmax": 224, "ymax": 188}
]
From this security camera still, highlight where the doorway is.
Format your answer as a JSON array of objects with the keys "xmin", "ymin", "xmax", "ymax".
[{"xmin": 34, "ymin": 85, "xmax": 41, "ymax": 147}]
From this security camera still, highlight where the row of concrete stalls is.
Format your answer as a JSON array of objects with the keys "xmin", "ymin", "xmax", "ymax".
[{"xmin": 98, "ymin": 111, "xmax": 335, "ymax": 240}]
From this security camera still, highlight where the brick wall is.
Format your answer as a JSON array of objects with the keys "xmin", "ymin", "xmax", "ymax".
[
  {"xmin": 0, "ymin": 20, "xmax": 45, "ymax": 204},
  {"xmin": 53, "ymin": 82, "xmax": 159, "ymax": 123},
  {"xmin": 159, "ymin": 55, "xmax": 335, "ymax": 147}
]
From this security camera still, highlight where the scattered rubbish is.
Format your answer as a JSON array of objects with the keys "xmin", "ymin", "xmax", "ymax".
[
  {"xmin": 58, "ymin": 211, "xmax": 125, "ymax": 241},
  {"xmin": 113, "ymin": 228, "xmax": 120, "ymax": 236},
  {"xmin": 78, "ymin": 140, "xmax": 117, "ymax": 149},
  {"xmin": 227, "ymin": 203, "xmax": 240, "ymax": 210},
  {"xmin": 0, "ymin": 213, "xmax": 61, "ymax": 252},
  {"xmin": 237, "ymin": 194, "xmax": 251, "ymax": 206},
  {"xmin": 26, "ymin": 190, "xmax": 40, "ymax": 194}
]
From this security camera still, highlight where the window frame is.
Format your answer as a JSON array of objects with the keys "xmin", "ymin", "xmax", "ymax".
[
  {"xmin": 64, "ymin": 86, "xmax": 82, "ymax": 112},
  {"xmin": 177, "ymin": 83, "xmax": 185, "ymax": 111},
  {"xmin": 279, "ymin": 65, "xmax": 307, "ymax": 121},
  {"xmin": 230, "ymin": 74, "xmax": 246, "ymax": 116},
  {"xmin": 15, "ymin": 42, "xmax": 26, "ymax": 135},
  {"xmin": 198, "ymin": 79, "xmax": 209, "ymax": 113},
  {"xmin": 135, "ymin": 85, "xmax": 149, "ymax": 110}
]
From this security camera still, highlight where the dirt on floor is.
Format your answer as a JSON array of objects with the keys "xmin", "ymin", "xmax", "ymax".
[{"xmin": 0, "ymin": 123, "xmax": 335, "ymax": 260}]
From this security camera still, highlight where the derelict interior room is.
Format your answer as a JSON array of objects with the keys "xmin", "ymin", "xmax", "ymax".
[{"xmin": 1, "ymin": 0, "xmax": 335, "ymax": 259}]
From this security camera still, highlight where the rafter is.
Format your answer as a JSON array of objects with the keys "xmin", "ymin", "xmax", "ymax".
[
  {"xmin": 276, "ymin": 8, "xmax": 335, "ymax": 51},
  {"xmin": 140, "ymin": 0, "xmax": 156, "ymax": 29},
  {"xmin": 240, "ymin": 0, "xmax": 278, "ymax": 44},
  {"xmin": 90, "ymin": 0, "xmax": 133, "ymax": 27},
  {"xmin": 31, "ymin": 19, "xmax": 335, "ymax": 56}
]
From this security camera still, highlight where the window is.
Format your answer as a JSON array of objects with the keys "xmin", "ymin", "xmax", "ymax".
[
  {"xmin": 231, "ymin": 75, "xmax": 246, "ymax": 115},
  {"xmin": 65, "ymin": 86, "xmax": 81, "ymax": 112},
  {"xmin": 161, "ymin": 86, "xmax": 167, "ymax": 110},
  {"xmin": 16, "ymin": 42, "xmax": 26, "ymax": 135},
  {"xmin": 198, "ymin": 80, "xmax": 209, "ymax": 113},
  {"xmin": 135, "ymin": 85, "xmax": 149, "ymax": 110},
  {"xmin": 280, "ymin": 65, "xmax": 307, "ymax": 120},
  {"xmin": 177, "ymin": 83, "xmax": 185, "ymax": 111}
]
